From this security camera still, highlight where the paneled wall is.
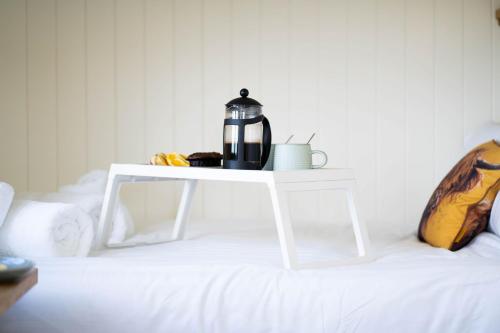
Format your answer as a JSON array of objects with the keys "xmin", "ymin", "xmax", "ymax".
[{"xmin": 1, "ymin": 0, "xmax": 499, "ymax": 233}]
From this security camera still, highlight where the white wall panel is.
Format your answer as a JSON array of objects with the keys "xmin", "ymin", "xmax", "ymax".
[
  {"xmin": 86, "ymin": 0, "xmax": 116, "ymax": 171},
  {"xmin": 318, "ymin": 0, "xmax": 348, "ymax": 169},
  {"xmin": 0, "ymin": 0, "xmax": 28, "ymax": 191},
  {"xmin": 376, "ymin": 0, "xmax": 406, "ymax": 227},
  {"xmin": 464, "ymin": 0, "xmax": 492, "ymax": 136},
  {"xmin": 0, "ymin": 0, "xmax": 498, "ymax": 230},
  {"xmin": 406, "ymin": 0, "xmax": 435, "ymax": 230},
  {"xmin": 435, "ymin": 0, "xmax": 464, "ymax": 181},
  {"xmin": 26, "ymin": 0, "xmax": 58, "ymax": 192},
  {"xmin": 56, "ymin": 0, "xmax": 87, "ymax": 186}
]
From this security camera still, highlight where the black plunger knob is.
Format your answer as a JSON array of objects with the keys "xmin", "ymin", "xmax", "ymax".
[{"xmin": 240, "ymin": 88, "xmax": 249, "ymax": 98}]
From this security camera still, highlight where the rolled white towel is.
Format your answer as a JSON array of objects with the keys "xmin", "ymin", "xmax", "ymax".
[
  {"xmin": 27, "ymin": 192, "xmax": 132, "ymax": 246},
  {"xmin": 0, "ymin": 182, "xmax": 14, "ymax": 227},
  {"xmin": 14, "ymin": 169, "xmax": 134, "ymax": 247},
  {"xmin": 0, "ymin": 200, "xmax": 94, "ymax": 257},
  {"xmin": 39, "ymin": 192, "xmax": 103, "ymax": 224}
]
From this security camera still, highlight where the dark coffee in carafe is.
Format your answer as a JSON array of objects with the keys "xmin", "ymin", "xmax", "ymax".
[
  {"xmin": 244, "ymin": 143, "xmax": 261, "ymax": 163},
  {"xmin": 223, "ymin": 143, "xmax": 261, "ymax": 165},
  {"xmin": 223, "ymin": 143, "xmax": 237, "ymax": 160}
]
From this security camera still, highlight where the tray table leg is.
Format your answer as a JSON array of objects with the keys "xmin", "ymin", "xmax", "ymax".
[
  {"xmin": 172, "ymin": 179, "xmax": 198, "ymax": 240},
  {"xmin": 96, "ymin": 173, "xmax": 122, "ymax": 249},
  {"xmin": 268, "ymin": 183, "xmax": 298, "ymax": 270},
  {"xmin": 345, "ymin": 180, "xmax": 371, "ymax": 256}
]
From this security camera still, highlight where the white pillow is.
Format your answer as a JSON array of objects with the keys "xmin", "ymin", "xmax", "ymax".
[
  {"xmin": 488, "ymin": 193, "xmax": 500, "ymax": 237},
  {"xmin": 464, "ymin": 122, "xmax": 500, "ymax": 152},
  {"xmin": 0, "ymin": 182, "xmax": 15, "ymax": 227}
]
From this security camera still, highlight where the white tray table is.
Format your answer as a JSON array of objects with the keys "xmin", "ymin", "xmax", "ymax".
[{"xmin": 96, "ymin": 164, "xmax": 371, "ymax": 269}]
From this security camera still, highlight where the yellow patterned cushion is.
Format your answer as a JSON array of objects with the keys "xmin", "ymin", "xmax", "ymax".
[{"xmin": 418, "ymin": 140, "xmax": 500, "ymax": 250}]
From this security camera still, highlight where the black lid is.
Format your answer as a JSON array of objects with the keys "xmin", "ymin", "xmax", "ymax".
[{"xmin": 225, "ymin": 88, "xmax": 263, "ymax": 107}]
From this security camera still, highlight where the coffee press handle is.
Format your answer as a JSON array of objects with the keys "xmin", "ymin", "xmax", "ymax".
[{"xmin": 260, "ymin": 116, "xmax": 272, "ymax": 169}]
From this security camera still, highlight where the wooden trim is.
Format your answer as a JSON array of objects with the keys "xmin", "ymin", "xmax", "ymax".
[{"xmin": 0, "ymin": 268, "xmax": 38, "ymax": 315}]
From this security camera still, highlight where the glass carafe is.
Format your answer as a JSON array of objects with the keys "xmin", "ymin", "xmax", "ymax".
[{"xmin": 223, "ymin": 89, "xmax": 271, "ymax": 170}]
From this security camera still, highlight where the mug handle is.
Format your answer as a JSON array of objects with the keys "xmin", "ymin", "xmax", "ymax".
[{"xmin": 311, "ymin": 150, "xmax": 328, "ymax": 169}]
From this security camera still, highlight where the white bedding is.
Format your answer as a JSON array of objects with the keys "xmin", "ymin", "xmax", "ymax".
[
  {"xmin": 1, "ymin": 219, "xmax": 500, "ymax": 333},
  {"xmin": 0, "ymin": 200, "xmax": 94, "ymax": 257}
]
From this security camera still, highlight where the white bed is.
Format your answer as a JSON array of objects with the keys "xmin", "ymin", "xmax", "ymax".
[{"xmin": 1, "ymin": 219, "xmax": 500, "ymax": 333}]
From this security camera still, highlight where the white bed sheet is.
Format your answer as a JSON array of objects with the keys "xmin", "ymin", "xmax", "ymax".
[{"xmin": 1, "ymin": 219, "xmax": 500, "ymax": 333}]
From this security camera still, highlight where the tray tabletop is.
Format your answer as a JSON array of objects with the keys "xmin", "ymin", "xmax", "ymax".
[{"xmin": 109, "ymin": 164, "xmax": 355, "ymax": 184}]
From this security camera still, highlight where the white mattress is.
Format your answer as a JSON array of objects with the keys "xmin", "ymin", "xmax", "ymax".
[{"xmin": 1, "ymin": 219, "xmax": 500, "ymax": 333}]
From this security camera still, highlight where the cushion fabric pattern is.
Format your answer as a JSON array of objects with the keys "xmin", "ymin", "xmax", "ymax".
[{"xmin": 418, "ymin": 140, "xmax": 500, "ymax": 250}]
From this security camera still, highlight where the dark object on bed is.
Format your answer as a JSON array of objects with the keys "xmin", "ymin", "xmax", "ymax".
[
  {"xmin": 0, "ymin": 257, "xmax": 34, "ymax": 283},
  {"xmin": 0, "ymin": 267, "xmax": 37, "ymax": 315},
  {"xmin": 187, "ymin": 152, "xmax": 223, "ymax": 167},
  {"xmin": 418, "ymin": 140, "xmax": 500, "ymax": 251}
]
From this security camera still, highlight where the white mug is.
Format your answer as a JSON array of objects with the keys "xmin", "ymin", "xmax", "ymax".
[{"xmin": 273, "ymin": 144, "xmax": 328, "ymax": 171}]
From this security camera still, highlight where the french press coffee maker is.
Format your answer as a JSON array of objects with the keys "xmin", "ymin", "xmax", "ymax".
[{"xmin": 223, "ymin": 88, "xmax": 272, "ymax": 170}]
